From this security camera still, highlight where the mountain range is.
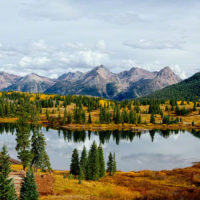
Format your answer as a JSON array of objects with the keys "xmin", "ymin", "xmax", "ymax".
[{"xmin": 0, "ymin": 65, "xmax": 181, "ymax": 100}]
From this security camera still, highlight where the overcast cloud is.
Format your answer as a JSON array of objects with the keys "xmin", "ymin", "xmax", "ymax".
[{"xmin": 0, "ymin": 0, "xmax": 199, "ymax": 78}]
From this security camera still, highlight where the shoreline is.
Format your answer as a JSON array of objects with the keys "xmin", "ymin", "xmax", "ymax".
[{"xmin": 1, "ymin": 117, "xmax": 200, "ymax": 132}]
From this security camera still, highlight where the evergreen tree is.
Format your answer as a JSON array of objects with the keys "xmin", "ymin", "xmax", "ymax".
[
  {"xmin": 86, "ymin": 141, "xmax": 99, "ymax": 180},
  {"xmin": 98, "ymin": 144, "xmax": 105, "ymax": 178},
  {"xmin": 67, "ymin": 112, "xmax": 72, "ymax": 124},
  {"xmin": 121, "ymin": 110, "xmax": 129, "ymax": 124},
  {"xmin": 114, "ymin": 106, "xmax": 121, "ymax": 124},
  {"xmin": 88, "ymin": 112, "xmax": 92, "ymax": 124},
  {"xmin": 78, "ymin": 167, "xmax": 84, "ymax": 184},
  {"xmin": 62, "ymin": 109, "xmax": 67, "ymax": 125},
  {"xmin": 113, "ymin": 153, "xmax": 117, "ymax": 174},
  {"xmin": 70, "ymin": 149, "xmax": 80, "ymax": 176},
  {"xmin": 129, "ymin": 110, "xmax": 136, "ymax": 124},
  {"xmin": 31, "ymin": 131, "xmax": 51, "ymax": 171},
  {"xmin": 80, "ymin": 146, "xmax": 87, "ymax": 177},
  {"xmin": 20, "ymin": 169, "xmax": 39, "ymax": 200},
  {"xmin": 58, "ymin": 111, "xmax": 61, "ymax": 120},
  {"xmin": 31, "ymin": 106, "xmax": 51, "ymax": 171},
  {"xmin": 16, "ymin": 104, "xmax": 32, "ymax": 170},
  {"xmin": 150, "ymin": 114, "xmax": 155, "ymax": 124},
  {"xmin": 137, "ymin": 115, "xmax": 142, "ymax": 124},
  {"xmin": 0, "ymin": 145, "xmax": 17, "ymax": 200},
  {"xmin": 45, "ymin": 109, "xmax": 49, "ymax": 120},
  {"xmin": 107, "ymin": 152, "xmax": 113, "ymax": 176},
  {"xmin": 192, "ymin": 120, "xmax": 195, "ymax": 126},
  {"xmin": 193, "ymin": 102, "xmax": 197, "ymax": 111}
]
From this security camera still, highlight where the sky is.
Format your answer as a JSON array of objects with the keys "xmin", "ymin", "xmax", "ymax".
[{"xmin": 0, "ymin": 0, "xmax": 200, "ymax": 79}]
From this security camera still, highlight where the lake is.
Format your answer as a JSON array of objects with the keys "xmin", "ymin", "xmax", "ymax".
[{"xmin": 0, "ymin": 123, "xmax": 200, "ymax": 172}]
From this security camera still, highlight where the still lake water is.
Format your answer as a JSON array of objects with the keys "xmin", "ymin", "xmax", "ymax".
[{"xmin": 0, "ymin": 123, "xmax": 200, "ymax": 172}]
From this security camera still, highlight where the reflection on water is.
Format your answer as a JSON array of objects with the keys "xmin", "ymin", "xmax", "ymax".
[{"xmin": 0, "ymin": 123, "xmax": 200, "ymax": 171}]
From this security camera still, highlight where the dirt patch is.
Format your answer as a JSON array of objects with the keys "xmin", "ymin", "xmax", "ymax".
[{"xmin": 35, "ymin": 174, "xmax": 54, "ymax": 196}]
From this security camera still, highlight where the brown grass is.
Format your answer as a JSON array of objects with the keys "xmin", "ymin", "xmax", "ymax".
[{"xmin": 36, "ymin": 164, "xmax": 200, "ymax": 200}]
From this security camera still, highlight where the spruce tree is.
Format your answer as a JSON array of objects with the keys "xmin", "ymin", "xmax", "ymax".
[
  {"xmin": 31, "ymin": 131, "xmax": 51, "ymax": 172},
  {"xmin": 16, "ymin": 104, "xmax": 32, "ymax": 170},
  {"xmin": 0, "ymin": 145, "xmax": 17, "ymax": 200},
  {"xmin": 88, "ymin": 113, "xmax": 92, "ymax": 124},
  {"xmin": 30, "ymin": 106, "xmax": 51, "ymax": 172},
  {"xmin": 67, "ymin": 112, "xmax": 72, "ymax": 124},
  {"xmin": 70, "ymin": 149, "xmax": 80, "ymax": 176},
  {"xmin": 193, "ymin": 102, "xmax": 197, "ymax": 111},
  {"xmin": 86, "ymin": 141, "xmax": 99, "ymax": 180},
  {"xmin": 45, "ymin": 109, "xmax": 49, "ymax": 120},
  {"xmin": 107, "ymin": 152, "xmax": 113, "ymax": 176},
  {"xmin": 80, "ymin": 146, "xmax": 87, "ymax": 177},
  {"xmin": 150, "ymin": 114, "xmax": 155, "ymax": 124},
  {"xmin": 114, "ymin": 106, "xmax": 121, "ymax": 124},
  {"xmin": 113, "ymin": 153, "xmax": 117, "ymax": 174},
  {"xmin": 98, "ymin": 144, "xmax": 105, "ymax": 178},
  {"xmin": 20, "ymin": 169, "xmax": 39, "ymax": 200},
  {"xmin": 78, "ymin": 167, "xmax": 84, "ymax": 184}
]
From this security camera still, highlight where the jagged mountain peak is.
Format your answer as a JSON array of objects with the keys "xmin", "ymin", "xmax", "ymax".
[
  {"xmin": 156, "ymin": 66, "xmax": 181, "ymax": 81},
  {"xmin": 90, "ymin": 65, "xmax": 111, "ymax": 75},
  {"xmin": 58, "ymin": 71, "xmax": 83, "ymax": 81},
  {"xmin": 84, "ymin": 65, "xmax": 114, "ymax": 80},
  {"xmin": 0, "ymin": 72, "xmax": 20, "ymax": 90}
]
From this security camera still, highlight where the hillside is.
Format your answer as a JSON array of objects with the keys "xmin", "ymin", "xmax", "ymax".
[{"xmin": 145, "ymin": 72, "xmax": 200, "ymax": 100}]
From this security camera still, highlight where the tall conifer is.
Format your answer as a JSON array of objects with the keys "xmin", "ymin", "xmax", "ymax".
[
  {"xmin": 0, "ymin": 145, "xmax": 17, "ymax": 200},
  {"xmin": 70, "ymin": 149, "xmax": 80, "ymax": 176},
  {"xmin": 16, "ymin": 103, "xmax": 32, "ymax": 170},
  {"xmin": 20, "ymin": 169, "xmax": 39, "ymax": 200},
  {"xmin": 80, "ymin": 146, "xmax": 87, "ymax": 177},
  {"xmin": 86, "ymin": 141, "xmax": 99, "ymax": 180},
  {"xmin": 98, "ymin": 144, "xmax": 105, "ymax": 178}
]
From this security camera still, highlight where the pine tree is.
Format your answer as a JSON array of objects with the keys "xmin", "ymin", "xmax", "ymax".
[
  {"xmin": 31, "ymin": 131, "xmax": 51, "ymax": 172},
  {"xmin": 30, "ymin": 106, "xmax": 51, "ymax": 172},
  {"xmin": 114, "ymin": 106, "xmax": 121, "ymax": 124},
  {"xmin": 67, "ymin": 112, "xmax": 72, "ymax": 124},
  {"xmin": 193, "ymin": 102, "xmax": 197, "ymax": 111},
  {"xmin": 0, "ymin": 145, "xmax": 17, "ymax": 200},
  {"xmin": 86, "ymin": 141, "xmax": 99, "ymax": 180},
  {"xmin": 107, "ymin": 152, "xmax": 113, "ymax": 176},
  {"xmin": 98, "ymin": 144, "xmax": 105, "ymax": 178},
  {"xmin": 58, "ymin": 111, "xmax": 61, "ymax": 120},
  {"xmin": 137, "ymin": 115, "xmax": 142, "ymax": 124},
  {"xmin": 150, "ymin": 114, "xmax": 155, "ymax": 124},
  {"xmin": 20, "ymin": 169, "xmax": 39, "ymax": 200},
  {"xmin": 63, "ymin": 109, "xmax": 67, "ymax": 125},
  {"xmin": 80, "ymin": 146, "xmax": 87, "ymax": 177},
  {"xmin": 78, "ymin": 167, "xmax": 84, "ymax": 184},
  {"xmin": 16, "ymin": 104, "xmax": 32, "ymax": 170},
  {"xmin": 70, "ymin": 149, "xmax": 80, "ymax": 176},
  {"xmin": 113, "ymin": 153, "xmax": 117, "ymax": 174},
  {"xmin": 45, "ymin": 109, "xmax": 49, "ymax": 120},
  {"xmin": 88, "ymin": 113, "xmax": 92, "ymax": 124}
]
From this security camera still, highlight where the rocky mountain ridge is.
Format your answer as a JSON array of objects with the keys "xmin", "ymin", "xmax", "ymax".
[{"xmin": 1, "ymin": 65, "xmax": 181, "ymax": 100}]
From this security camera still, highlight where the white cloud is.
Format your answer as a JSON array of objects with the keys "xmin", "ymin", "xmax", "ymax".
[
  {"xmin": 19, "ymin": 56, "xmax": 50, "ymax": 67},
  {"xmin": 95, "ymin": 40, "xmax": 106, "ymax": 51},
  {"xmin": 124, "ymin": 39, "xmax": 185, "ymax": 50},
  {"xmin": 99, "ymin": 11, "xmax": 144, "ymax": 25},
  {"xmin": 170, "ymin": 64, "xmax": 187, "ymax": 79},
  {"xmin": 20, "ymin": 0, "xmax": 82, "ymax": 21}
]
